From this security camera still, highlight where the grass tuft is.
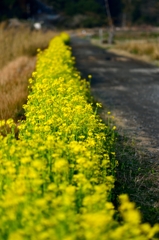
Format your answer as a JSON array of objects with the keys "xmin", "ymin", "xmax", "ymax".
[
  {"xmin": 114, "ymin": 40, "xmax": 159, "ymax": 61},
  {"xmin": 114, "ymin": 134, "xmax": 159, "ymax": 226}
]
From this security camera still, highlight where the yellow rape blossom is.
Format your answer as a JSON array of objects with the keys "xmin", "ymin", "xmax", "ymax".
[{"xmin": 0, "ymin": 32, "xmax": 158, "ymax": 240}]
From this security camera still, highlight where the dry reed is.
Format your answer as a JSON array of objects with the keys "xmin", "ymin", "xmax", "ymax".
[
  {"xmin": 0, "ymin": 21, "xmax": 57, "ymax": 120},
  {"xmin": 0, "ymin": 56, "xmax": 36, "ymax": 120},
  {"xmin": 0, "ymin": 22, "xmax": 57, "ymax": 69}
]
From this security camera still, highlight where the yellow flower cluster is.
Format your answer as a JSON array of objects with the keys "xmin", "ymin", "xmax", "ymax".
[{"xmin": 0, "ymin": 33, "xmax": 158, "ymax": 239}]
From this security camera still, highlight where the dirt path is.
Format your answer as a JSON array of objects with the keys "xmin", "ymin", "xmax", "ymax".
[{"xmin": 71, "ymin": 36, "xmax": 159, "ymax": 224}]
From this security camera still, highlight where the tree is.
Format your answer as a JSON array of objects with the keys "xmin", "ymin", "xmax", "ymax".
[
  {"xmin": 104, "ymin": 0, "xmax": 114, "ymax": 44},
  {"xmin": 0, "ymin": 0, "xmax": 29, "ymax": 19}
]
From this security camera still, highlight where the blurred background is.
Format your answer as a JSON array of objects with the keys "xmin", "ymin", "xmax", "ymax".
[{"xmin": 0, "ymin": 0, "xmax": 159, "ymax": 28}]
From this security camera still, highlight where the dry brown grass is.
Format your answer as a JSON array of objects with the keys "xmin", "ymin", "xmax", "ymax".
[
  {"xmin": 0, "ymin": 21, "xmax": 58, "ymax": 121},
  {"xmin": 0, "ymin": 22, "xmax": 57, "ymax": 69},
  {"xmin": 114, "ymin": 40, "xmax": 159, "ymax": 62},
  {"xmin": 0, "ymin": 56, "xmax": 36, "ymax": 120}
]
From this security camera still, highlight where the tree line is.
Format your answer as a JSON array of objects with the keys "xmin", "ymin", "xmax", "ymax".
[{"xmin": 1, "ymin": 0, "xmax": 159, "ymax": 26}]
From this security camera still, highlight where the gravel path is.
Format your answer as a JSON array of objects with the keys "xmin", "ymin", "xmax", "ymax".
[
  {"xmin": 71, "ymin": 36, "xmax": 159, "ymax": 156},
  {"xmin": 71, "ymin": 35, "xmax": 159, "ymax": 224}
]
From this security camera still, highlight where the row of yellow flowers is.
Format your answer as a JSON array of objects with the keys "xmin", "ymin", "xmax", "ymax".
[{"xmin": 0, "ymin": 33, "xmax": 158, "ymax": 239}]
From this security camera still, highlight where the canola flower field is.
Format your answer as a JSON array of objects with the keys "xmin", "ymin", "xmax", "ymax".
[{"xmin": 0, "ymin": 33, "xmax": 159, "ymax": 240}]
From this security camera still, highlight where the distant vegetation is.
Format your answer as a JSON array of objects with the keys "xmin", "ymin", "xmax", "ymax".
[
  {"xmin": 92, "ymin": 30, "xmax": 159, "ymax": 65},
  {"xmin": 1, "ymin": 0, "xmax": 159, "ymax": 27},
  {"xmin": 114, "ymin": 39, "xmax": 159, "ymax": 63},
  {"xmin": 45, "ymin": 0, "xmax": 159, "ymax": 26},
  {"xmin": 110, "ymin": 30, "xmax": 159, "ymax": 64},
  {"xmin": 0, "ymin": 0, "xmax": 106, "ymax": 28}
]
